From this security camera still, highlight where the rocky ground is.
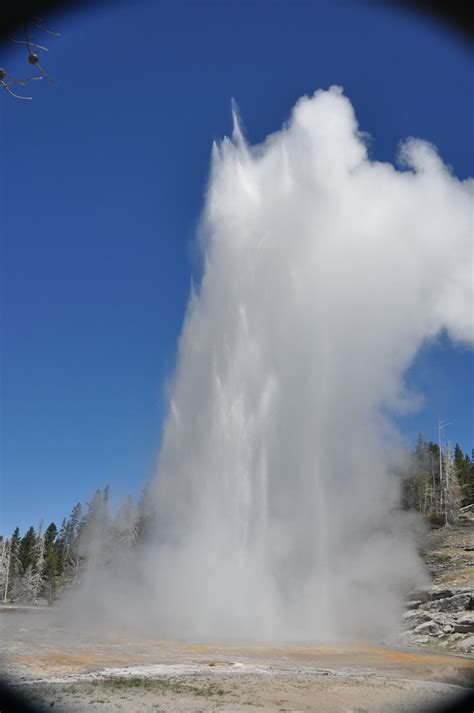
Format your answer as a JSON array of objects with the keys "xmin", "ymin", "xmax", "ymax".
[{"xmin": 400, "ymin": 509, "xmax": 474, "ymax": 654}]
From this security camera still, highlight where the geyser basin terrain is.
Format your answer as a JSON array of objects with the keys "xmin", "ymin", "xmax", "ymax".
[
  {"xmin": 3, "ymin": 612, "xmax": 473, "ymax": 713},
  {"xmin": 84, "ymin": 87, "xmax": 474, "ymax": 642}
]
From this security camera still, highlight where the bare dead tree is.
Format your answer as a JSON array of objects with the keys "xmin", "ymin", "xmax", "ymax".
[{"xmin": 0, "ymin": 17, "xmax": 59, "ymax": 99}]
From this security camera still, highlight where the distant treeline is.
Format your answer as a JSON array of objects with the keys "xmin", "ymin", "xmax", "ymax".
[
  {"xmin": 1, "ymin": 436, "xmax": 473, "ymax": 605},
  {"xmin": 401, "ymin": 436, "xmax": 474, "ymax": 524},
  {"xmin": 0, "ymin": 484, "xmax": 154, "ymax": 605}
]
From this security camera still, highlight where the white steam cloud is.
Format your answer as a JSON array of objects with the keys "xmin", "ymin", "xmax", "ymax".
[
  {"xmin": 61, "ymin": 87, "xmax": 471, "ymax": 644},
  {"xmin": 144, "ymin": 86, "xmax": 472, "ymax": 642}
]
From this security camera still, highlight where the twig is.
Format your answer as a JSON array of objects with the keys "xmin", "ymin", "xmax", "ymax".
[
  {"xmin": 1, "ymin": 17, "xmax": 59, "ymax": 99},
  {"xmin": 9, "ymin": 38, "xmax": 49, "ymax": 52},
  {"xmin": 0, "ymin": 68, "xmax": 42, "ymax": 99},
  {"xmin": 1, "ymin": 81, "xmax": 32, "ymax": 99},
  {"xmin": 29, "ymin": 18, "xmax": 60, "ymax": 36}
]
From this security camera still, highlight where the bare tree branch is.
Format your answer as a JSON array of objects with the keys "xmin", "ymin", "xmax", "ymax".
[
  {"xmin": 1, "ymin": 17, "xmax": 59, "ymax": 99},
  {"xmin": 9, "ymin": 38, "xmax": 49, "ymax": 51}
]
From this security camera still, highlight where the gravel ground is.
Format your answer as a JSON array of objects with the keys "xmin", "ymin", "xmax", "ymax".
[
  {"xmin": 1, "ymin": 608, "xmax": 473, "ymax": 712},
  {"xmin": 20, "ymin": 670, "xmax": 469, "ymax": 713}
]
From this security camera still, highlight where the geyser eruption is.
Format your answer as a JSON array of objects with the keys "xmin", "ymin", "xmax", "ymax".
[{"xmin": 149, "ymin": 87, "xmax": 473, "ymax": 641}]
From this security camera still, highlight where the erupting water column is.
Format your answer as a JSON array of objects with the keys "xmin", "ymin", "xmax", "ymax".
[{"xmin": 148, "ymin": 86, "xmax": 473, "ymax": 642}]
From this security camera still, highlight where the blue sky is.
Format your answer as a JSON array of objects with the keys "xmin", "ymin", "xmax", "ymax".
[{"xmin": 1, "ymin": 0, "xmax": 472, "ymax": 534}]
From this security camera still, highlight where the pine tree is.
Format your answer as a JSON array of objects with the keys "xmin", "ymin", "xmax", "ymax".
[
  {"xmin": 411, "ymin": 434, "xmax": 431, "ymax": 514},
  {"xmin": 43, "ymin": 523, "xmax": 59, "ymax": 604},
  {"xmin": 135, "ymin": 483, "xmax": 155, "ymax": 546},
  {"xmin": 112, "ymin": 496, "xmax": 138, "ymax": 547},
  {"xmin": 31, "ymin": 521, "xmax": 46, "ymax": 602},
  {"xmin": 79, "ymin": 488, "xmax": 109, "ymax": 579},
  {"xmin": 443, "ymin": 442, "xmax": 461, "ymax": 524},
  {"xmin": 12, "ymin": 526, "xmax": 39, "ymax": 602},
  {"xmin": 402, "ymin": 435, "xmax": 440, "ymax": 519},
  {"xmin": 65, "ymin": 502, "xmax": 83, "ymax": 584},
  {"xmin": 0, "ymin": 538, "xmax": 11, "ymax": 602},
  {"xmin": 18, "ymin": 527, "xmax": 36, "ymax": 572},
  {"xmin": 469, "ymin": 452, "xmax": 474, "ymax": 505},
  {"xmin": 427, "ymin": 441, "xmax": 442, "ymax": 520},
  {"xmin": 454, "ymin": 445, "xmax": 474, "ymax": 507},
  {"xmin": 7, "ymin": 527, "xmax": 21, "ymax": 601}
]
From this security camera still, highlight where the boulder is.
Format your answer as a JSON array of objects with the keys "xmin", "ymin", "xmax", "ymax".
[
  {"xmin": 430, "ymin": 589, "xmax": 454, "ymax": 601},
  {"xmin": 458, "ymin": 613, "xmax": 474, "ymax": 625},
  {"xmin": 452, "ymin": 615, "xmax": 474, "ymax": 633},
  {"xmin": 411, "ymin": 635, "xmax": 430, "ymax": 645},
  {"xmin": 404, "ymin": 600, "xmax": 422, "ymax": 610},
  {"xmin": 413, "ymin": 621, "xmax": 442, "ymax": 637},
  {"xmin": 458, "ymin": 635, "xmax": 474, "ymax": 651},
  {"xmin": 453, "ymin": 624, "xmax": 474, "ymax": 634},
  {"xmin": 402, "ymin": 611, "xmax": 432, "ymax": 629},
  {"xmin": 406, "ymin": 589, "xmax": 431, "ymax": 603},
  {"xmin": 426, "ymin": 592, "xmax": 473, "ymax": 613}
]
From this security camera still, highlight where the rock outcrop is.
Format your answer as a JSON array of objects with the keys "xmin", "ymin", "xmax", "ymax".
[{"xmin": 401, "ymin": 587, "xmax": 474, "ymax": 652}]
